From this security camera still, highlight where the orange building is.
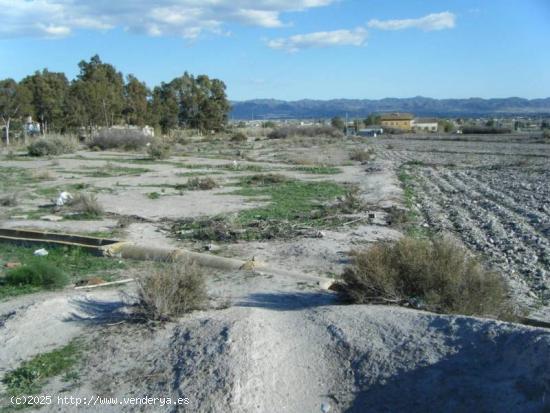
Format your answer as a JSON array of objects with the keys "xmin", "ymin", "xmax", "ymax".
[{"xmin": 379, "ymin": 113, "xmax": 414, "ymax": 131}]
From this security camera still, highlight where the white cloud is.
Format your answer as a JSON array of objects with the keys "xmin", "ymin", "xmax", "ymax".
[
  {"xmin": 368, "ymin": 12, "xmax": 456, "ymax": 31},
  {"xmin": 39, "ymin": 24, "xmax": 71, "ymax": 38},
  {"xmin": 0, "ymin": 0, "xmax": 336, "ymax": 39},
  {"xmin": 268, "ymin": 28, "xmax": 367, "ymax": 52}
]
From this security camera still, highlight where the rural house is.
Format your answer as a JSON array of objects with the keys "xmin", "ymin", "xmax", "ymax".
[
  {"xmin": 379, "ymin": 113, "xmax": 414, "ymax": 131},
  {"xmin": 414, "ymin": 118, "xmax": 439, "ymax": 132}
]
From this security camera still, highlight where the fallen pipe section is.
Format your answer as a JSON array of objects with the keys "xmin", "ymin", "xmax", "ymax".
[
  {"xmin": 0, "ymin": 228, "xmax": 334, "ymax": 290},
  {"xmin": 104, "ymin": 242, "xmax": 335, "ymax": 290}
]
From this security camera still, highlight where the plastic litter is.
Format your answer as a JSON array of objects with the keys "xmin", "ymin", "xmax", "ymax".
[
  {"xmin": 321, "ymin": 402, "xmax": 331, "ymax": 413},
  {"xmin": 56, "ymin": 191, "xmax": 73, "ymax": 207},
  {"xmin": 33, "ymin": 248, "xmax": 49, "ymax": 256}
]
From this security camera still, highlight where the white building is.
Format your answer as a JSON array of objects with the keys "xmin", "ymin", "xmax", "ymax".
[{"xmin": 413, "ymin": 118, "xmax": 439, "ymax": 132}]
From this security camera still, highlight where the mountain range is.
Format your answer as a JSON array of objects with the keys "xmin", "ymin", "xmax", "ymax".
[{"xmin": 230, "ymin": 97, "xmax": 550, "ymax": 120}]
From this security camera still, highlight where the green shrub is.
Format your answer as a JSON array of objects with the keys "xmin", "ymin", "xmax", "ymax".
[
  {"xmin": 4, "ymin": 259, "xmax": 69, "ymax": 289},
  {"xmin": 28, "ymin": 136, "xmax": 76, "ymax": 157},
  {"xmin": 147, "ymin": 141, "xmax": 171, "ymax": 159},
  {"xmin": 339, "ymin": 236, "xmax": 516, "ymax": 319},
  {"xmin": 135, "ymin": 258, "xmax": 207, "ymax": 320},
  {"xmin": 230, "ymin": 132, "xmax": 248, "ymax": 142}
]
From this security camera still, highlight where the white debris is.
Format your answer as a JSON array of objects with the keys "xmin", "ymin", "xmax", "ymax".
[
  {"xmin": 40, "ymin": 215, "xmax": 63, "ymax": 222},
  {"xmin": 321, "ymin": 402, "xmax": 331, "ymax": 413},
  {"xmin": 33, "ymin": 248, "xmax": 49, "ymax": 256},
  {"xmin": 55, "ymin": 191, "xmax": 73, "ymax": 207}
]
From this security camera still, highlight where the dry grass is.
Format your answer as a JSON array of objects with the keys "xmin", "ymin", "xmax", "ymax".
[
  {"xmin": 66, "ymin": 193, "xmax": 104, "ymax": 218},
  {"xmin": 89, "ymin": 129, "xmax": 151, "ymax": 151},
  {"xmin": 384, "ymin": 205, "xmax": 409, "ymax": 226},
  {"xmin": 31, "ymin": 170, "xmax": 55, "ymax": 181},
  {"xmin": 27, "ymin": 135, "xmax": 77, "ymax": 157},
  {"xmin": 184, "ymin": 177, "xmax": 218, "ymax": 190},
  {"xmin": 134, "ymin": 258, "xmax": 207, "ymax": 321},
  {"xmin": 349, "ymin": 148, "xmax": 373, "ymax": 162},
  {"xmin": 242, "ymin": 173, "xmax": 288, "ymax": 186},
  {"xmin": 230, "ymin": 132, "xmax": 248, "ymax": 142},
  {"xmin": 329, "ymin": 186, "xmax": 366, "ymax": 214},
  {"xmin": 147, "ymin": 140, "xmax": 172, "ymax": 159},
  {"xmin": 339, "ymin": 236, "xmax": 517, "ymax": 320}
]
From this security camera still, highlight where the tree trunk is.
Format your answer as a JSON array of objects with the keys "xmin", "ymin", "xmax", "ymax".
[
  {"xmin": 40, "ymin": 114, "xmax": 45, "ymax": 136},
  {"xmin": 5, "ymin": 118, "xmax": 10, "ymax": 146}
]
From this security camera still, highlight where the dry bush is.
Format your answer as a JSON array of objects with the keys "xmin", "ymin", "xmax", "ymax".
[
  {"xmin": 230, "ymin": 132, "xmax": 248, "ymax": 142},
  {"xmin": 147, "ymin": 140, "xmax": 171, "ymax": 159},
  {"xmin": 339, "ymin": 236, "xmax": 516, "ymax": 320},
  {"xmin": 32, "ymin": 170, "xmax": 55, "ymax": 180},
  {"xmin": 67, "ymin": 193, "xmax": 104, "ymax": 217},
  {"xmin": 349, "ymin": 148, "xmax": 373, "ymax": 162},
  {"xmin": 185, "ymin": 177, "xmax": 218, "ymax": 190},
  {"xmin": 331, "ymin": 186, "xmax": 366, "ymax": 214},
  {"xmin": 89, "ymin": 128, "xmax": 151, "ymax": 150},
  {"xmin": 384, "ymin": 205, "xmax": 409, "ymax": 225},
  {"xmin": 243, "ymin": 173, "xmax": 288, "ymax": 186},
  {"xmin": 0, "ymin": 193, "xmax": 17, "ymax": 207},
  {"xmin": 135, "ymin": 258, "xmax": 207, "ymax": 321},
  {"xmin": 268, "ymin": 125, "xmax": 343, "ymax": 139},
  {"xmin": 28, "ymin": 135, "xmax": 77, "ymax": 157}
]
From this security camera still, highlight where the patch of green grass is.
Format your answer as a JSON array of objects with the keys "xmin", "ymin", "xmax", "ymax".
[
  {"xmin": 397, "ymin": 169, "xmax": 415, "ymax": 210},
  {"xmin": 0, "ymin": 244, "xmax": 126, "ymax": 300},
  {"xmin": 147, "ymin": 191, "xmax": 161, "ymax": 199},
  {"xmin": 33, "ymin": 183, "xmax": 94, "ymax": 199},
  {"xmin": 233, "ymin": 179, "xmax": 346, "ymax": 224},
  {"xmin": 2, "ymin": 339, "xmax": 81, "ymax": 397},
  {"xmin": 0, "ymin": 167, "xmax": 36, "ymax": 191},
  {"xmin": 174, "ymin": 177, "xmax": 354, "ymax": 242},
  {"xmin": 292, "ymin": 165, "xmax": 342, "ymax": 175},
  {"xmin": 4, "ymin": 258, "xmax": 69, "ymax": 289},
  {"xmin": 397, "ymin": 166, "xmax": 435, "ymax": 239}
]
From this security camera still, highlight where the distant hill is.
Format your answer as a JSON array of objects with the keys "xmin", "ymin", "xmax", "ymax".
[{"xmin": 230, "ymin": 97, "xmax": 550, "ymax": 120}]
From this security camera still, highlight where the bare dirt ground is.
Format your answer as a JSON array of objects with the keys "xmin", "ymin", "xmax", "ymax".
[{"xmin": 1, "ymin": 133, "xmax": 549, "ymax": 412}]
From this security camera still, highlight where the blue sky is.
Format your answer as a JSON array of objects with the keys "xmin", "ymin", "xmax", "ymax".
[{"xmin": 0, "ymin": 0, "xmax": 549, "ymax": 100}]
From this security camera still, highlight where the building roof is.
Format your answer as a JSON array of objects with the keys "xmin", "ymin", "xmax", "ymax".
[
  {"xmin": 414, "ymin": 118, "xmax": 439, "ymax": 124},
  {"xmin": 379, "ymin": 113, "xmax": 414, "ymax": 121},
  {"xmin": 359, "ymin": 125, "xmax": 384, "ymax": 131}
]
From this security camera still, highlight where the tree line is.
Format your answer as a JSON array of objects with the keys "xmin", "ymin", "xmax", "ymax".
[{"xmin": 0, "ymin": 55, "xmax": 231, "ymax": 144}]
